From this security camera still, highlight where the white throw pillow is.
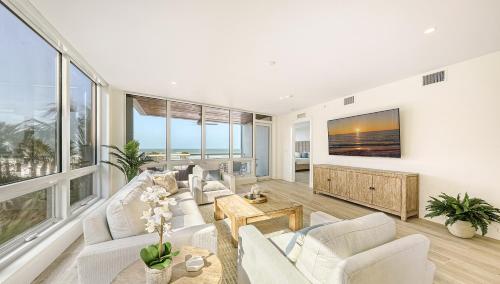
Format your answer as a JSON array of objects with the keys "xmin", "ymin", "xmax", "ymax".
[
  {"xmin": 106, "ymin": 182, "xmax": 149, "ymax": 239},
  {"xmin": 202, "ymin": 180, "xmax": 227, "ymax": 192},
  {"xmin": 153, "ymin": 171, "xmax": 179, "ymax": 195}
]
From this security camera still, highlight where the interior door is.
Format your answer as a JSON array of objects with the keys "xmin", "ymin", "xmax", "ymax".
[
  {"xmin": 349, "ymin": 172, "xmax": 373, "ymax": 204},
  {"xmin": 372, "ymin": 175, "xmax": 402, "ymax": 212},
  {"xmin": 255, "ymin": 124, "xmax": 271, "ymax": 177}
]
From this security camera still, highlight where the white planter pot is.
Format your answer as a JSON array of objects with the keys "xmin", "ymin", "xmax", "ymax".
[
  {"xmin": 145, "ymin": 265, "xmax": 172, "ymax": 284},
  {"xmin": 447, "ymin": 220, "xmax": 476, "ymax": 239}
]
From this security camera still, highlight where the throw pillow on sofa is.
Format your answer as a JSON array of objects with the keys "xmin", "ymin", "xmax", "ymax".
[
  {"xmin": 202, "ymin": 180, "xmax": 227, "ymax": 192},
  {"xmin": 153, "ymin": 171, "xmax": 179, "ymax": 195},
  {"xmin": 106, "ymin": 182, "xmax": 150, "ymax": 239}
]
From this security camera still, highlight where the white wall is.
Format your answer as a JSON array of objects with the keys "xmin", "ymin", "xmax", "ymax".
[
  {"xmin": 294, "ymin": 122, "xmax": 310, "ymax": 142},
  {"xmin": 276, "ymin": 51, "xmax": 500, "ymax": 240},
  {"xmin": 105, "ymin": 87, "xmax": 128, "ymax": 195}
]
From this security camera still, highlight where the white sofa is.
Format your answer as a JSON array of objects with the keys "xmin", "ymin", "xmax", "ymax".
[
  {"xmin": 76, "ymin": 171, "xmax": 217, "ymax": 284},
  {"xmin": 238, "ymin": 212, "xmax": 435, "ymax": 284},
  {"xmin": 189, "ymin": 162, "xmax": 235, "ymax": 205}
]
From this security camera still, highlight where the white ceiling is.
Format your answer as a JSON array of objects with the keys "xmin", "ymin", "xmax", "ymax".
[{"xmin": 30, "ymin": 0, "xmax": 500, "ymax": 114}]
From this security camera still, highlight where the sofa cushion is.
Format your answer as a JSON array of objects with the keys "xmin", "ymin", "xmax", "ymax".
[
  {"xmin": 153, "ymin": 171, "xmax": 179, "ymax": 195},
  {"xmin": 169, "ymin": 197, "xmax": 199, "ymax": 217},
  {"xmin": 106, "ymin": 182, "xmax": 149, "ymax": 239},
  {"xmin": 171, "ymin": 213, "xmax": 205, "ymax": 230},
  {"xmin": 83, "ymin": 202, "xmax": 112, "ymax": 245},
  {"xmin": 202, "ymin": 180, "xmax": 227, "ymax": 192},
  {"xmin": 295, "ymin": 213, "xmax": 396, "ymax": 284},
  {"xmin": 136, "ymin": 171, "xmax": 154, "ymax": 187}
]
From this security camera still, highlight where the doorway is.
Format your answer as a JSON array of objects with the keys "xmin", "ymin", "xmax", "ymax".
[
  {"xmin": 255, "ymin": 123, "xmax": 271, "ymax": 179},
  {"xmin": 293, "ymin": 121, "xmax": 311, "ymax": 186}
]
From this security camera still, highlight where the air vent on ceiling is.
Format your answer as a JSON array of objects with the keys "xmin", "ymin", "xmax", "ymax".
[
  {"xmin": 423, "ymin": 70, "xmax": 445, "ymax": 86},
  {"xmin": 297, "ymin": 113, "xmax": 306, "ymax": 119},
  {"xmin": 344, "ymin": 96, "xmax": 354, "ymax": 105}
]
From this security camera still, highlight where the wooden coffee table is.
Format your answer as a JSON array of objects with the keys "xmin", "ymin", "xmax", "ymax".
[
  {"xmin": 112, "ymin": 246, "xmax": 222, "ymax": 284},
  {"xmin": 214, "ymin": 193, "xmax": 303, "ymax": 247}
]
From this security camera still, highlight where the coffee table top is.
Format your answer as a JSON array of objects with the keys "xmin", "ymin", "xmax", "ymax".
[
  {"xmin": 112, "ymin": 246, "xmax": 222, "ymax": 284},
  {"xmin": 215, "ymin": 193, "xmax": 301, "ymax": 218}
]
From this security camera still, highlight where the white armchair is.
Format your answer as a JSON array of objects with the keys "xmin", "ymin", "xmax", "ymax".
[
  {"xmin": 189, "ymin": 163, "xmax": 235, "ymax": 205},
  {"xmin": 238, "ymin": 212, "xmax": 435, "ymax": 284}
]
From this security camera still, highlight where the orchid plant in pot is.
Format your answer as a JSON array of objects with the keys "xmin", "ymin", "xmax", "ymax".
[{"xmin": 139, "ymin": 186, "xmax": 179, "ymax": 284}]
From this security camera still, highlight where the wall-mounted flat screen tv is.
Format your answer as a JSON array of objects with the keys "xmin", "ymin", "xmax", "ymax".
[{"xmin": 328, "ymin": 109, "xmax": 401, "ymax": 158}]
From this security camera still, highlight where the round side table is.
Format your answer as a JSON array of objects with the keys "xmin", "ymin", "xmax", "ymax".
[{"xmin": 112, "ymin": 246, "xmax": 222, "ymax": 284}]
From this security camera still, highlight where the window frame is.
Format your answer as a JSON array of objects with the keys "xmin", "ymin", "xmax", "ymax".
[
  {"xmin": 66, "ymin": 60, "xmax": 100, "ymax": 215},
  {"xmin": 0, "ymin": 2, "xmax": 101, "ymax": 265},
  {"xmin": 125, "ymin": 94, "xmax": 272, "ymax": 178}
]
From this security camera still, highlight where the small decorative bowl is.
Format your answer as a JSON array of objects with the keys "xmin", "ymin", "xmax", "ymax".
[{"xmin": 243, "ymin": 193, "xmax": 267, "ymax": 204}]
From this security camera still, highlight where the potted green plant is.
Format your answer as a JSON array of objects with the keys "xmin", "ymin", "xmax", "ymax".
[
  {"xmin": 101, "ymin": 140, "xmax": 153, "ymax": 182},
  {"xmin": 425, "ymin": 193, "xmax": 500, "ymax": 238},
  {"xmin": 139, "ymin": 186, "xmax": 179, "ymax": 283}
]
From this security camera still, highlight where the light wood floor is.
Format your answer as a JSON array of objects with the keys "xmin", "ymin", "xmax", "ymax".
[
  {"xmin": 34, "ymin": 179, "xmax": 500, "ymax": 284},
  {"xmin": 294, "ymin": 170, "xmax": 310, "ymax": 185}
]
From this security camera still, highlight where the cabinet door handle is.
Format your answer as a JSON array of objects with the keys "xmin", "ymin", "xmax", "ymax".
[{"xmin": 327, "ymin": 178, "xmax": 331, "ymax": 181}]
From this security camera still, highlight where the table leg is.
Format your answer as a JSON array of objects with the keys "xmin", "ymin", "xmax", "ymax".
[
  {"xmin": 214, "ymin": 198, "xmax": 224, "ymax": 221},
  {"xmin": 231, "ymin": 216, "xmax": 245, "ymax": 247},
  {"xmin": 288, "ymin": 206, "xmax": 303, "ymax": 231}
]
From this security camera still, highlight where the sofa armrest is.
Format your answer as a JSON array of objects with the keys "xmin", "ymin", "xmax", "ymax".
[
  {"xmin": 77, "ymin": 233, "xmax": 157, "ymax": 284},
  {"xmin": 238, "ymin": 225, "xmax": 310, "ymax": 284},
  {"xmin": 189, "ymin": 174, "xmax": 204, "ymax": 204},
  {"xmin": 222, "ymin": 172, "xmax": 236, "ymax": 193},
  {"xmin": 331, "ymin": 234, "xmax": 434, "ymax": 284},
  {"xmin": 310, "ymin": 211, "xmax": 342, "ymax": 226}
]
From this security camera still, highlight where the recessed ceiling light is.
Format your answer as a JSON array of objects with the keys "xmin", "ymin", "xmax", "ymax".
[
  {"xmin": 268, "ymin": 60, "xmax": 277, "ymax": 66},
  {"xmin": 171, "ymin": 81, "xmax": 177, "ymax": 85},
  {"xmin": 424, "ymin": 27, "xmax": 436, "ymax": 34}
]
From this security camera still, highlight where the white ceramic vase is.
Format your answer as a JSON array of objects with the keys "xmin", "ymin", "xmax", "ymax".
[
  {"xmin": 447, "ymin": 220, "xmax": 476, "ymax": 238},
  {"xmin": 145, "ymin": 265, "xmax": 172, "ymax": 284}
]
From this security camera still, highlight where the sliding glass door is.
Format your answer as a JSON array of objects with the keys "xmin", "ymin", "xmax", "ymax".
[{"xmin": 255, "ymin": 123, "xmax": 271, "ymax": 178}]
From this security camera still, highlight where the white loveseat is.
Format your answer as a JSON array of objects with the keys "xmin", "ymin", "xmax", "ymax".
[
  {"xmin": 76, "ymin": 171, "xmax": 217, "ymax": 284},
  {"xmin": 189, "ymin": 163, "xmax": 235, "ymax": 205},
  {"xmin": 238, "ymin": 212, "xmax": 435, "ymax": 284}
]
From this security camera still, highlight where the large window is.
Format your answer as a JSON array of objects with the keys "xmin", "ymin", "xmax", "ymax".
[
  {"xmin": 0, "ymin": 4, "xmax": 59, "ymax": 186},
  {"xmin": 232, "ymin": 111, "xmax": 253, "ymax": 158},
  {"xmin": 0, "ymin": 3, "xmax": 100, "ymax": 260},
  {"xmin": 129, "ymin": 96, "xmax": 167, "ymax": 162},
  {"xmin": 170, "ymin": 102, "xmax": 202, "ymax": 160},
  {"xmin": 124, "ymin": 95, "xmax": 270, "ymax": 180},
  {"xmin": 205, "ymin": 107, "xmax": 229, "ymax": 159},
  {"xmin": 69, "ymin": 64, "xmax": 95, "ymax": 169}
]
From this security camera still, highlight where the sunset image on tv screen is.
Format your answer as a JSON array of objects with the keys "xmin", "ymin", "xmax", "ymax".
[{"xmin": 328, "ymin": 109, "xmax": 401, "ymax": 158}]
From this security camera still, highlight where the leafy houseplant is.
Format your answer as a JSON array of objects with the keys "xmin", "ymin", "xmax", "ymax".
[
  {"xmin": 425, "ymin": 193, "xmax": 500, "ymax": 238},
  {"xmin": 140, "ymin": 186, "xmax": 179, "ymax": 283},
  {"xmin": 101, "ymin": 140, "xmax": 153, "ymax": 182}
]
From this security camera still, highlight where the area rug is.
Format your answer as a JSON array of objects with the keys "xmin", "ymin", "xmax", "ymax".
[{"xmin": 198, "ymin": 204, "xmax": 293, "ymax": 284}]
